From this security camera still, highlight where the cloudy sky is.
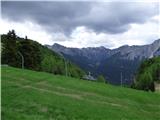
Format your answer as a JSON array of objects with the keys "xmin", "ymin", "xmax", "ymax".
[{"xmin": 1, "ymin": 0, "xmax": 160, "ymax": 49}]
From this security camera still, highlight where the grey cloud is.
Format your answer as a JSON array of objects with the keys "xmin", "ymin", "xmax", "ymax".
[{"xmin": 1, "ymin": 1, "xmax": 159, "ymax": 35}]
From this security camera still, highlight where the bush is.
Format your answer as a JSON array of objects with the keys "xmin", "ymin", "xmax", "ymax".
[{"xmin": 97, "ymin": 75, "xmax": 106, "ymax": 83}]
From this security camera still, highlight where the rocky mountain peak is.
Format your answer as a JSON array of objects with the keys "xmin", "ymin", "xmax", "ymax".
[{"xmin": 46, "ymin": 39, "xmax": 160, "ymax": 84}]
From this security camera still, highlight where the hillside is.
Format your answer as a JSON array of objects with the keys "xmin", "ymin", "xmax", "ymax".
[
  {"xmin": 134, "ymin": 57, "xmax": 160, "ymax": 91},
  {"xmin": 1, "ymin": 31, "xmax": 85, "ymax": 78},
  {"xmin": 2, "ymin": 66, "xmax": 160, "ymax": 120}
]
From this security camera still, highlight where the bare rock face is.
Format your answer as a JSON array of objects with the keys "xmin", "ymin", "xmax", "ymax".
[{"xmin": 50, "ymin": 39, "xmax": 160, "ymax": 61}]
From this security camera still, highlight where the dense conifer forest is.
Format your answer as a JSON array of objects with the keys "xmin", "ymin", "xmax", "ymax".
[{"xmin": 1, "ymin": 30, "xmax": 85, "ymax": 78}]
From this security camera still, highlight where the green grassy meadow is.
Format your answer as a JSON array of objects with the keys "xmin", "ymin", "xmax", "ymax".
[{"xmin": 2, "ymin": 66, "xmax": 160, "ymax": 120}]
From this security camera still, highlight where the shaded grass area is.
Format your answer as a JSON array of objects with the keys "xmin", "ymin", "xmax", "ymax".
[{"xmin": 2, "ymin": 66, "xmax": 160, "ymax": 120}]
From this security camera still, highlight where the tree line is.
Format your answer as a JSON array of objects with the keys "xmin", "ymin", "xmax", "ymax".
[
  {"xmin": 132, "ymin": 57, "xmax": 160, "ymax": 92},
  {"xmin": 1, "ymin": 30, "xmax": 85, "ymax": 78}
]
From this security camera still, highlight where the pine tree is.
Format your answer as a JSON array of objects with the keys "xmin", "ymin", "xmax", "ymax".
[
  {"xmin": 1, "ymin": 30, "xmax": 18, "ymax": 66},
  {"xmin": 18, "ymin": 38, "xmax": 41, "ymax": 70}
]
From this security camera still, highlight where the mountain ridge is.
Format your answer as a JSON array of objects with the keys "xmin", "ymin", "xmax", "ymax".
[
  {"xmin": 46, "ymin": 39, "xmax": 160, "ymax": 50},
  {"xmin": 46, "ymin": 39, "xmax": 160, "ymax": 85}
]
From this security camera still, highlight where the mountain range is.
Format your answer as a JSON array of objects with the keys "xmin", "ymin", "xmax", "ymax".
[{"xmin": 46, "ymin": 39, "xmax": 160, "ymax": 85}]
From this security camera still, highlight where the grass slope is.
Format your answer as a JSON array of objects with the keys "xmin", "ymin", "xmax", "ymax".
[{"xmin": 2, "ymin": 66, "xmax": 160, "ymax": 120}]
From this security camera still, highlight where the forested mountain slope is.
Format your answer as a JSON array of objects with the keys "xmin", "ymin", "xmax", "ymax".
[
  {"xmin": 133, "ymin": 57, "xmax": 160, "ymax": 91},
  {"xmin": 1, "ymin": 30, "xmax": 85, "ymax": 78}
]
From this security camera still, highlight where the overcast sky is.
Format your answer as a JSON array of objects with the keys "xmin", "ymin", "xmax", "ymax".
[{"xmin": 1, "ymin": 0, "xmax": 160, "ymax": 48}]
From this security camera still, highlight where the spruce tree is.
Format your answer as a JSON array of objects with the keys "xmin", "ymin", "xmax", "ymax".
[
  {"xmin": 18, "ymin": 37, "xmax": 41, "ymax": 70},
  {"xmin": 1, "ymin": 30, "xmax": 18, "ymax": 66}
]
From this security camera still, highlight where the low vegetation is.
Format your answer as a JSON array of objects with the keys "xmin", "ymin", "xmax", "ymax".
[
  {"xmin": 97, "ymin": 75, "xmax": 106, "ymax": 83},
  {"xmin": 2, "ymin": 66, "xmax": 160, "ymax": 120}
]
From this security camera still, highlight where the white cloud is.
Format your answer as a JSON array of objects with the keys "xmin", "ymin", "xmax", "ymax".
[
  {"xmin": 56, "ymin": 15, "xmax": 159, "ymax": 48},
  {"xmin": 0, "ymin": 14, "xmax": 159, "ymax": 49},
  {"xmin": 0, "ymin": 18, "xmax": 54, "ymax": 45},
  {"xmin": 50, "ymin": 26, "xmax": 108, "ymax": 48}
]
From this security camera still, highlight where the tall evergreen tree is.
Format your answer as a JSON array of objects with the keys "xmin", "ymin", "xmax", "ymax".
[
  {"xmin": 1, "ymin": 30, "xmax": 19, "ymax": 66},
  {"xmin": 18, "ymin": 37, "xmax": 41, "ymax": 70}
]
